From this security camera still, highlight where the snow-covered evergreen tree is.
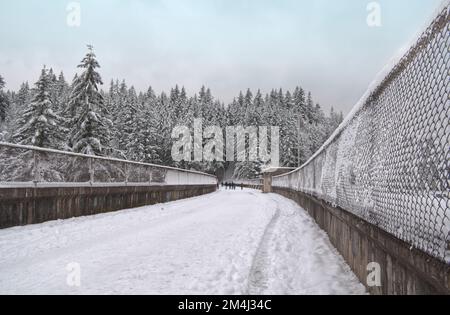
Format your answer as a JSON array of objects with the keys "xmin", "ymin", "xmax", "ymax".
[
  {"xmin": 15, "ymin": 82, "xmax": 31, "ymax": 110},
  {"xmin": 12, "ymin": 68, "xmax": 65, "ymax": 148},
  {"xmin": 233, "ymin": 161, "xmax": 262, "ymax": 180},
  {"xmin": 120, "ymin": 86, "xmax": 143, "ymax": 159},
  {"xmin": 67, "ymin": 46, "xmax": 112, "ymax": 155},
  {"xmin": 54, "ymin": 72, "xmax": 70, "ymax": 114},
  {"xmin": 293, "ymin": 87, "xmax": 306, "ymax": 119},
  {"xmin": 0, "ymin": 75, "xmax": 9, "ymax": 124},
  {"xmin": 0, "ymin": 82, "xmax": 30, "ymax": 141},
  {"xmin": 1, "ymin": 47, "xmax": 343, "ymax": 179},
  {"xmin": 326, "ymin": 107, "xmax": 344, "ymax": 138},
  {"xmin": 129, "ymin": 104, "xmax": 162, "ymax": 164},
  {"xmin": 305, "ymin": 92, "xmax": 315, "ymax": 123}
]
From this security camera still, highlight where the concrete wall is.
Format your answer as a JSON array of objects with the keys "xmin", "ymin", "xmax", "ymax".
[
  {"xmin": 0, "ymin": 185, "xmax": 216, "ymax": 229},
  {"xmin": 272, "ymin": 187, "xmax": 450, "ymax": 295}
]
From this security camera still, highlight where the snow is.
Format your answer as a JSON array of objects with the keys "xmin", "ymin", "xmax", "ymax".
[{"xmin": 0, "ymin": 189, "xmax": 365, "ymax": 295}]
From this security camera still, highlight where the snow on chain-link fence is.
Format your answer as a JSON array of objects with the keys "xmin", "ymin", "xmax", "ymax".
[
  {"xmin": 0, "ymin": 142, "xmax": 217, "ymax": 187},
  {"xmin": 273, "ymin": 4, "xmax": 450, "ymax": 263}
]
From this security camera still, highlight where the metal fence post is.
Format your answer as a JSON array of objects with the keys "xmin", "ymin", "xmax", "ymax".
[
  {"xmin": 33, "ymin": 150, "xmax": 39, "ymax": 187},
  {"xmin": 89, "ymin": 157, "xmax": 94, "ymax": 186}
]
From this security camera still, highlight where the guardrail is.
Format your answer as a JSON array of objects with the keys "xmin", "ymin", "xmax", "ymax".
[
  {"xmin": 272, "ymin": 4, "xmax": 449, "ymax": 263},
  {"xmin": 0, "ymin": 142, "xmax": 217, "ymax": 188}
]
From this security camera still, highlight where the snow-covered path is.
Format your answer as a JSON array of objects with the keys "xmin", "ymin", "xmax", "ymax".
[{"xmin": 0, "ymin": 189, "xmax": 365, "ymax": 295}]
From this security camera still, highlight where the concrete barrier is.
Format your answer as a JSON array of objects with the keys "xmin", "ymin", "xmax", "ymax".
[
  {"xmin": 0, "ymin": 185, "xmax": 216, "ymax": 229},
  {"xmin": 272, "ymin": 187, "xmax": 450, "ymax": 295}
]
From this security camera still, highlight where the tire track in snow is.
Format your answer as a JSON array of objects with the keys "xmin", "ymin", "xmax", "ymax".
[
  {"xmin": 245, "ymin": 194, "xmax": 366, "ymax": 295},
  {"xmin": 246, "ymin": 205, "xmax": 281, "ymax": 295}
]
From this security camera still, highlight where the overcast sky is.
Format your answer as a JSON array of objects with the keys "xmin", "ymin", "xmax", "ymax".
[{"xmin": 0, "ymin": 0, "xmax": 444, "ymax": 114}]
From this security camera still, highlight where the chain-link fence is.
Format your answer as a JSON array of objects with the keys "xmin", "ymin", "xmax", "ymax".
[
  {"xmin": 0, "ymin": 142, "xmax": 217, "ymax": 187},
  {"xmin": 273, "ymin": 4, "xmax": 450, "ymax": 263}
]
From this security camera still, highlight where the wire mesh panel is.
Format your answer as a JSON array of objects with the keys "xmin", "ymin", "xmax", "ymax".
[
  {"xmin": 37, "ymin": 150, "xmax": 91, "ymax": 184},
  {"xmin": 150, "ymin": 167, "xmax": 167, "ymax": 184},
  {"xmin": 93, "ymin": 159, "xmax": 126, "ymax": 184},
  {"xmin": 273, "ymin": 5, "xmax": 450, "ymax": 263},
  {"xmin": 0, "ymin": 145, "xmax": 34, "ymax": 183},
  {"xmin": 127, "ymin": 163, "xmax": 149, "ymax": 184}
]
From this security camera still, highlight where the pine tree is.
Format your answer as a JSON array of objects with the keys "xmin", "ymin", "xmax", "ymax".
[
  {"xmin": 54, "ymin": 72, "xmax": 70, "ymax": 114},
  {"xmin": 280, "ymin": 90, "xmax": 300, "ymax": 167},
  {"xmin": 326, "ymin": 107, "xmax": 344, "ymax": 138},
  {"xmin": 67, "ymin": 45, "xmax": 112, "ymax": 155},
  {"xmin": 106, "ymin": 79, "xmax": 121, "ymax": 152},
  {"xmin": 15, "ymin": 82, "xmax": 31, "ymax": 110},
  {"xmin": 1, "ymin": 50, "xmax": 345, "ymax": 179},
  {"xmin": 306, "ymin": 92, "xmax": 315, "ymax": 123},
  {"xmin": 130, "ymin": 104, "xmax": 162, "ymax": 164},
  {"xmin": 144, "ymin": 86, "xmax": 157, "ymax": 106},
  {"xmin": 0, "ymin": 75, "xmax": 9, "ymax": 124},
  {"xmin": 12, "ymin": 68, "xmax": 65, "ymax": 148},
  {"xmin": 244, "ymin": 89, "xmax": 253, "ymax": 112},
  {"xmin": 233, "ymin": 161, "xmax": 262, "ymax": 180},
  {"xmin": 1, "ymin": 82, "xmax": 30, "ymax": 141},
  {"xmin": 246, "ymin": 89, "xmax": 262, "ymax": 126},
  {"xmin": 284, "ymin": 90, "xmax": 293, "ymax": 110},
  {"xmin": 122, "ymin": 86, "xmax": 140, "ymax": 158}
]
